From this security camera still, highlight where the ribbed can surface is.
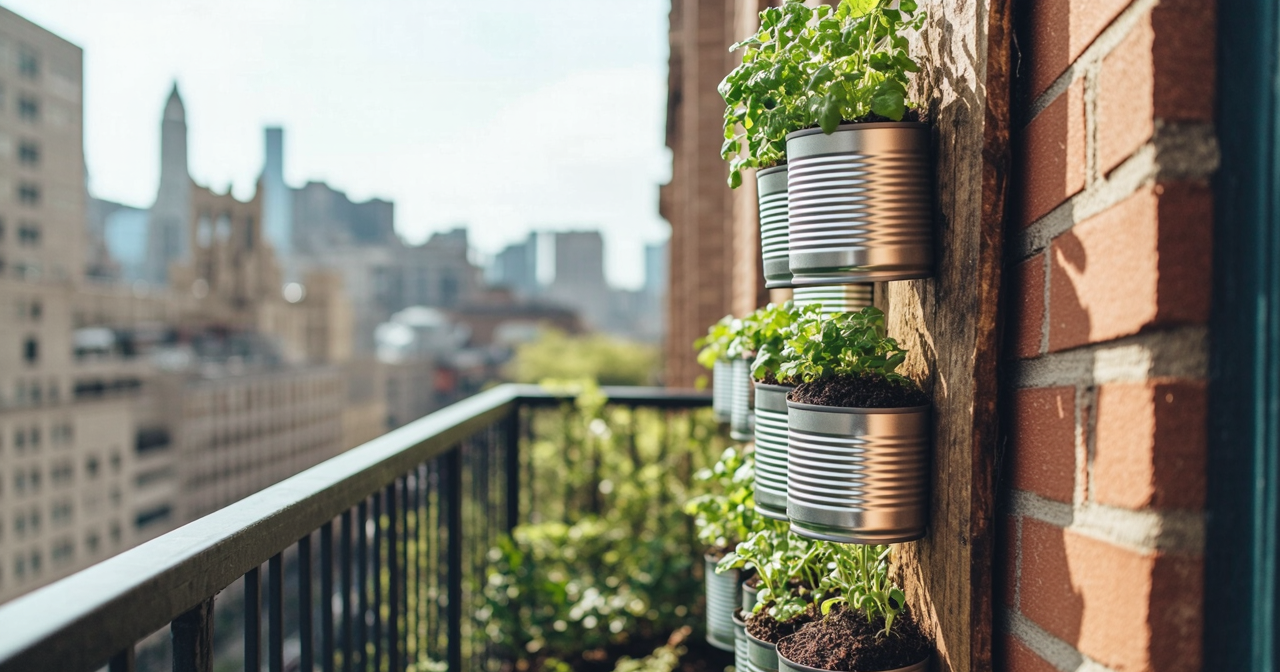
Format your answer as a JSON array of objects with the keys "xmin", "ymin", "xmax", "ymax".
[
  {"xmin": 730, "ymin": 358, "xmax": 755, "ymax": 441},
  {"xmin": 777, "ymin": 641, "xmax": 929, "ymax": 672},
  {"xmin": 742, "ymin": 581, "xmax": 760, "ymax": 612},
  {"xmin": 734, "ymin": 612, "xmax": 757, "ymax": 672},
  {"xmin": 786, "ymin": 402, "xmax": 930, "ymax": 544},
  {"xmin": 792, "ymin": 284, "xmax": 873, "ymax": 315},
  {"xmin": 758, "ymin": 165, "xmax": 792, "ymax": 288},
  {"xmin": 753, "ymin": 384, "xmax": 793, "ymax": 520},
  {"xmin": 712, "ymin": 360, "xmax": 732, "ymax": 424},
  {"xmin": 747, "ymin": 630, "xmax": 780, "ymax": 672},
  {"xmin": 786, "ymin": 123, "xmax": 932, "ymax": 284},
  {"xmin": 705, "ymin": 556, "xmax": 739, "ymax": 651}
]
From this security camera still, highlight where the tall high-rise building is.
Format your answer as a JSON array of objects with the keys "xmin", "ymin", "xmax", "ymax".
[
  {"xmin": 261, "ymin": 127, "xmax": 293, "ymax": 273},
  {"xmin": 143, "ymin": 84, "xmax": 192, "ymax": 285},
  {"xmin": 644, "ymin": 241, "xmax": 668, "ymax": 298},
  {"xmin": 491, "ymin": 234, "xmax": 539, "ymax": 296}
]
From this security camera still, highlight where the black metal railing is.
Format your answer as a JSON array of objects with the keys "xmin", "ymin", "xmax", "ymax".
[{"xmin": 0, "ymin": 384, "xmax": 710, "ymax": 672}]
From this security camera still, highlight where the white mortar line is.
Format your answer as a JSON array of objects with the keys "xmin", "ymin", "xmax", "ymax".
[
  {"xmin": 1009, "ymin": 490, "xmax": 1205, "ymax": 554},
  {"xmin": 1012, "ymin": 326, "xmax": 1208, "ymax": 389},
  {"xmin": 1002, "ymin": 610, "xmax": 1121, "ymax": 672}
]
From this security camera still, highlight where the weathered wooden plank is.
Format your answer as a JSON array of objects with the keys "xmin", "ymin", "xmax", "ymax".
[{"xmin": 883, "ymin": 1, "xmax": 1011, "ymax": 671}]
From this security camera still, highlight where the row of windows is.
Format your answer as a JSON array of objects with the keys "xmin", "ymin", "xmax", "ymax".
[
  {"xmin": 7, "ymin": 525, "xmax": 127, "ymax": 589},
  {"xmin": 0, "ymin": 421, "xmax": 72, "ymax": 453},
  {"xmin": 7, "ymin": 379, "xmax": 62, "ymax": 406},
  {"xmin": 17, "ymin": 183, "xmax": 38, "ymax": 205}
]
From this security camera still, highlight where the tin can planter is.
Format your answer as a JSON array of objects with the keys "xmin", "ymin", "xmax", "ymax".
[
  {"xmin": 753, "ymin": 383, "xmax": 794, "ymax": 520},
  {"xmin": 758, "ymin": 165, "xmax": 792, "ymax": 289},
  {"xmin": 734, "ymin": 610, "xmax": 757, "ymax": 672},
  {"xmin": 747, "ymin": 629, "xmax": 781, "ymax": 672},
  {"xmin": 786, "ymin": 123, "xmax": 932, "ymax": 285},
  {"xmin": 776, "ymin": 636, "xmax": 928, "ymax": 672},
  {"xmin": 730, "ymin": 358, "xmax": 755, "ymax": 442},
  {"xmin": 792, "ymin": 284, "xmax": 873, "ymax": 315},
  {"xmin": 713, "ymin": 360, "xmax": 733, "ymax": 424},
  {"xmin": 742, "ymin": 580, "xmax": 760, "ymax": 612},
  {"xmin": 786, "ymin": 401, "xmax": 930, "ymax": 544},
  {"xmin": 705, "ymin": 555, "xmax": 739, "ymax": 651}
]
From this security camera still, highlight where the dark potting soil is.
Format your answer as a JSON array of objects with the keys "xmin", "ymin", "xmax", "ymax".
[
  {"xmin": 778, "ymin": 607, "xmax": 929, "ymax": 672},
  {"xmin": 745, "ymin": 603, "xmax": 817, "ymax": 644},
  {"xmin": 789, "ymin": 373, "xmax": 928, "ymax": 409}
]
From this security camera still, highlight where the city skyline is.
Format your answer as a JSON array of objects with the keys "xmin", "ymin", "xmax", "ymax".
[{"xmin": 3, "ymin": 0, "xmax": 673, "ymax": 290}]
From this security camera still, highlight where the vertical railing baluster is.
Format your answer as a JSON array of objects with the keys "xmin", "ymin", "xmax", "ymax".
[
  {"xmin": 372, "ymin": 491, "xmax": 383, "ymax": 669},
  {"xmin": 246, "ymin": 567, "xmax": 262, "ymax": 672},
  {"xmin": 388, "ymin": 481, "xmax": 401, "ymax": 672},
  {"xmin": 505, "ymin": 408, "xmax": 520, "ymax": 532},
  {"xmin": 173, "ymin": 597, "xmax": 214, "ymax": 672},
  {"xmin": 357, "ymin": 500, "xmax": 369, "ymax": 671},
  {"xmin": 446, "ymin": 446, "xmax": 462, "ymax": 672},
  {"xmin": 269, "ymin": 553, "xmax": 284, "ymax": 672},
  {"xmin": 300, "ymin": 534, "xmax": 315, "ymax": 672},
  {"xmin": 322, "ymin": 521, "xmax": 335, "ymax": 672},
  {"xmin": 341, "ymin": 510, "xmax": 354, "ymax": 672},
  {"xmin": 107, "ymin": 646, "xmax": 135, "ymax": 672}
]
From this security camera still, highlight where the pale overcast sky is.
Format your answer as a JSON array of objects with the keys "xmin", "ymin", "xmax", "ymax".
[{"xmin": 9, "ymin": 0, "xmax": 673, "ymax": 289}]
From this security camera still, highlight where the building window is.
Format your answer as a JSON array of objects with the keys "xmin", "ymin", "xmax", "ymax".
[
  {"xmin": 23, "ymin": 337, "xmax": 37, "ymax": 363},
  {"xmin": 51, "ymin": 461, "xmax": 72, "ymax": 486},
  {"xmin": 17, "ymin": 47, "xmax": 38, "ymax": 80},
  {"xmin": 85, "ymin": 532, "xmax": 99, "ymax": 553},
  {"xmin": 29, "ymin": 426, "xmax": 39, "ymax": 450},
  {"xmin": 17, "ymin": 184, "xmax": 39, "ymax": 205},
  {"xmin": 14, "ymin": 556, "xmax": 25, "ymax": 580},
  {"xmin": 135, "ymin": 504, "xmax": 172, "ymax": 530},
  {"xmin": 28, "ymin": 468, "xmax": 40, "ymax": 493},
  {"xmin": 14, "ymin": 471, "xmax": 25, "ymax": 495},
  {"xmin": 85, "ymin": 455, "xmax": 99, "ymax": 478},
  {"xmin": 0, "ymin": 218, "xmax": 6, "ymax": 240},
  {"xmin": 18, "ymin": 224, "xmax": 39, "ymax": 246},
  {"xmin": 29, "ymin": 300, "xmax": 41, "ymax": 320},
  {"xmin": 17, "ymin": 96, "xmax": 37, "ymax": 122},
  {"xmin": 17, "ymin": 141, "xmax": 38, "ymax": 166},
  {"xmin": 51, "ymin": 540, "xmax": 73, "ymax": 565},
  {"xmin": 51, "ymin": 501, "xmax": 72, "ymax": 525},
  {"xmin": 29, "ymin": 550, "xmax": 41, "ymax": 575}
]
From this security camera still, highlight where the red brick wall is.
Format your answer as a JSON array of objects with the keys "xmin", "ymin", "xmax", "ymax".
[{"xmin": 1000, "ymin": 1, "xmax": 1215, "ymax": 670}]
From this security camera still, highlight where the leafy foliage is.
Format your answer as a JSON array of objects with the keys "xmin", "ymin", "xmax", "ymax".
[
  {"xmin": 778, "ymin": 306, "xmax": 909, "ymax": 384},
  {"xmin": 742, "ymin": 301, "xmax": 806, "ymax": 382},
  {"xmin": 720, "ymin": 0, "xmax": 927, "ymax": 187},
  {"xmin": 484, "ymin": 383, "xmax": 728, "ymax": 668},
  {"xmin": 507, "ymin": 330, "xmax": 660, "ymax": 386},
  {"xmin": 819, "ymin": 544, "xmax": 907, "ymax": 638},
  {"xmin": 682, "ymin": 447, "xmax": 759, "ymax": 551},
  {"xmin": 716, "ymin": 526, "xmax": 831, "ymax": 623}
]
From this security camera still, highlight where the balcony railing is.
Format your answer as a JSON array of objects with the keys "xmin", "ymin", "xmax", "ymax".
[{"xmin": 0, "ymin": 384, "xmax": 710, "ymax": 672}]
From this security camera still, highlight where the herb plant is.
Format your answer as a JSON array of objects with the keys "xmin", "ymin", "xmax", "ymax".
[
  {"xmin": 720, "ymin": 0, "xmax": 927, "ymax": 187},
  {"xmin": 743, "ymin": 301, "xmax": 807, "ymax": 382},
  {"xmin": 716, "ymin": 527, "xmax": 830, "ymax": 623},
  {"xmin": 820, "ymin": 544, "xmax": 906, "ymax": 637},
  {"xmin": 683, "ymin": 447, "xmax": 759, "ymax": 552},
  {"xmin": 695, "ymin": 315, "xmax": 739, "ymax": 370},
  {"xmin": 778, "ymin": 306, "xmax": 908, "ymax": 384}
]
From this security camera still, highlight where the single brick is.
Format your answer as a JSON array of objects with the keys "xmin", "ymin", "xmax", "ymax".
[
  {"xmin": 1019, "ymin": 519, "xmax": 1203, "ymax": 672},
  {"xmin": 1097, "ymin": 4, "xmax": 1217, "ymax": 175},
  {"xmin": 1018, "ymin": 79, "xmax": 1086, "ymax": 226},
  {"xmin": 1009, "ymin": 254, "xmax": 1046, "ymax": 359},
  {"xmin": 1098, "ymin": 14, "xmax": 1156, "ymax": 176},
  {"xmin": 1010, "ymin": 387, "xmax": 1076, "ymax": 503},
  {"xmin": 1048, "ymin": 183, "xmax": 1212, "ymax": 351},
  {"xmin": 1094, "ymin": 380, "xmax": 1208, "ymax": 509},
  {"xmin": 996, "ymin": 633, "xmax": 1058, "ymax": 672},
  {"xmin": 1021, "ymin": 0, "xmax": 1131, "ymax": 99}
]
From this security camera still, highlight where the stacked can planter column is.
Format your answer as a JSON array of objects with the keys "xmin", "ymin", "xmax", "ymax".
[
  {"xmin": 734, "ymin": 611, "xmax": 757, "ymax": 672},
  {"xmin": 758, "ymin": 165, "xmax": 792, "ymax": 288},
  {"xmin": 705, "ymin": 556, "xmax": 739, "ymax": 651},
  {"xmin": 729, "ymin": 358, "xmax": 755, "ymax": 442},
  {"xmin": 791, "ymin": 284, "xmax": 873, "ymax": 315},
  {"xmin": 742, "ymin": 581, "xmax": 760, "ymax": 612},
  {"xmin": 786, "ymin": 402, "xmax": 930, "ymax": 544},
  {"xmin": 786, "ymin": 123, "xmax": 932, "ymax": 285},
  {"xmin": 753, "ymin": 383, "xmax": 793, "ymax": 520},
  {"xmin": 712, "ymin": 360, "xmax": 733, "ymax": 424}
]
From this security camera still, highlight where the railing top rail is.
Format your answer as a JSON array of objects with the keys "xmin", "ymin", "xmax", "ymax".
[{"xmin": 0, "ymin": 384, "xmax": 709, "ymax": 672}]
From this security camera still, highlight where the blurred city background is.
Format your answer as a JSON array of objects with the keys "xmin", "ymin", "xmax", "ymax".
[{"xmin": 0, "ymin": 1, "xmax": 672, "ymax": 607}]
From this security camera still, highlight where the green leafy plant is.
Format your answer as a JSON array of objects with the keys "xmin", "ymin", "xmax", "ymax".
[
  {"xmin": 720, "ymin": 0, "xmax": 927, "ymax": 187},
  {"xmin": 778, "ymin": 306, "xmax": 908, "ymax": 384},
  {"xmin": 682, "ymin": 447, "xmax": 759, "ymax": 552},
  {"xmin": 695, "ymin": 315, "xmax": 738, "ymax": 370},
  {"xmin": 716, "ymin": 526, "xmax": 830, "ymax": 623},
  {"xmin": 819, "ymin": 544, "xmax": 906, "ymax": 637},
  {"xmin": 743, "ymin": 301, "xmax": 805, "ymax": 382}
]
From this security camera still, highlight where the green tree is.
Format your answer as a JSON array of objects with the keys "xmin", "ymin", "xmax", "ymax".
[{"xmin": 507, "ymin": 330, "xmax": 660, "ymax": 386}]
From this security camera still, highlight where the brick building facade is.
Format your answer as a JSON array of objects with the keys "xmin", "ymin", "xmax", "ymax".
[{"xmin": 663, "ymin": 0, "xmax": 1233, "ymax": 669}]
